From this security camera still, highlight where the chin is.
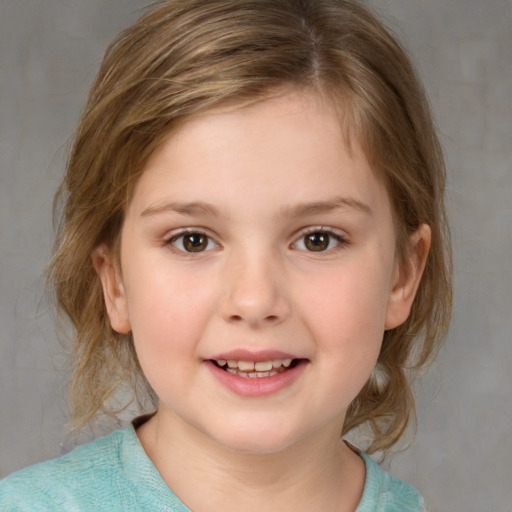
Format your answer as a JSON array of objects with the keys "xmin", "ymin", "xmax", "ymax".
[{"xmin": 207, "ymin": 420, "xmax": 307, "ymax": 456}]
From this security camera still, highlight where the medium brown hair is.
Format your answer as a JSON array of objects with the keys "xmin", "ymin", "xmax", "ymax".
[{"xmin": 49, "ymin": 0, "xmax": 452, "ymax": 453}]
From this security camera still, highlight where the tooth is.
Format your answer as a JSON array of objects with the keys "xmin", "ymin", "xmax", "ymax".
[
  {"xmin": 255, "ymin": 361, "xmax": 273, "ymax": 371},
  {"xmin": 222, "ymin": 359, "xmax": 294, "ymax": 374}
]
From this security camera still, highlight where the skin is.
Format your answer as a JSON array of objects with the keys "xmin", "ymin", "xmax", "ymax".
[{"xmin": 94, "ymin": 89, "xmax": 430, "ymax": 512}]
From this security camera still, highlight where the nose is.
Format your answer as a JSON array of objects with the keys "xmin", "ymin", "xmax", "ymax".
[{"xmin": 218, "ymin": 250, "xmax": 291, "ymax": 328}]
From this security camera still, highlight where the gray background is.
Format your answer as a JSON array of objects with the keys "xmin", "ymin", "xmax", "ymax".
[{"xmin": 1, "ymin": 1, "xmax": 510, "ymax": 510}]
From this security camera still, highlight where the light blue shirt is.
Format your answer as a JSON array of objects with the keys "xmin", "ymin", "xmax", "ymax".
[{"xmin": 0, "ymin": 424, "xmax": 425, "ymax": 511}]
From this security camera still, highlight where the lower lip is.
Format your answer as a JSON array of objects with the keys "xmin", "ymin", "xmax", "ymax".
[{"xmin": 206, "ymin": 360, "xmax": 307, "ymax": 397}]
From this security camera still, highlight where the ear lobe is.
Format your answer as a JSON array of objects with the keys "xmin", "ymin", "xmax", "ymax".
[
  {"xmin": 385, "ymin": 224, "xmax": 431, "ymax": 330},
  {"xmin": 92, "ymin": 245, "xmax": 131, "ymax": 334}
]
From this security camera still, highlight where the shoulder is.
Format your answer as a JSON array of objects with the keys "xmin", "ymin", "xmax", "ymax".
[
  {"xmin": 356, "ymin": 453, "xmax": 426, "ymax": 512},
  {"xmin": 0, "ymin": 428, "xmax": 131, "ymax": 511},
  {"xmin": 0, "ymin": 424, "xmax": 188, "ymax": 512}
]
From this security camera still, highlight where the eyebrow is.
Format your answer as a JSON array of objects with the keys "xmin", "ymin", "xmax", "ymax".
[
  {"xmin": 281, "ymin": 196, "xmax": 373, "ymax": 218},
  {"xmin": 140, "ymin": 196, "xmax": 372, "ymax": 219},
  {"xmin": 141, "ymin": 201, "xmax": 221, "ymax": 218}
]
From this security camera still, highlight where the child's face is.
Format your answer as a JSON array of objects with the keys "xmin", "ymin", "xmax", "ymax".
[{"xmin": 96, "ymin": 89, "xmax": 424, "ymax": 453}]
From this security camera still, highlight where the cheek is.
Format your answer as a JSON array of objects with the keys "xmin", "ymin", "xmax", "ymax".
[
  {"xmin": 123, "ymin": 264, "xmax": 218, "ymax": 379},
  {"xmin": 295, "ymin": 259, "xmax": 391, "ymax": 395},
  {"xmin": 298, "ymin": 261, "xmax": 392, "ymax": 343}
]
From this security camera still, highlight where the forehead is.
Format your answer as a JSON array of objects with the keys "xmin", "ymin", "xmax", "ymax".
[{"xmin": 126, "ymin": 89, "xmax": 392, "ymax": 222}]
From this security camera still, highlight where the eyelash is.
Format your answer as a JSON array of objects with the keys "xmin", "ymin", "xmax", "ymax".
[
  {"xmin": 166, "ymin": 228, "xmax": 219, "ymax": 254},
  {"xmin": 292, "ymin": 227, "xmax": 349, "ymax": 253},
  {"xmin": 165, "ymin": 227, "xmax": 348, "ymax": 254}
]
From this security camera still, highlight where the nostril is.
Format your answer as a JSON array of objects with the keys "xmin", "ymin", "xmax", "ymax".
[{"xmin": 228, "ymin": 313, "xmax": 281, "ymax": 323}]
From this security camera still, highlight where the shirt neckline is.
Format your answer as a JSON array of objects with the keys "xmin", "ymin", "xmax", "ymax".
[{"xmin": 122, "ymin": 419, "xmax": 380, "ymax": 512}]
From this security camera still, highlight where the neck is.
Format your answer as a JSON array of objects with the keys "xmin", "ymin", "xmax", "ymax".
[{"xmin": 137, "ymin": 410, "xmax": 365, "ymax": 512}]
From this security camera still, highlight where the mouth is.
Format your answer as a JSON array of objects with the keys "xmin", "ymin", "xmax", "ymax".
[
  {"xmin": 211, "ymin": 358, "xmax": 300, "ymax": 378},
  {"xmin": 207, "ymin": 353, "xmax": 307, "ymax": 396}
]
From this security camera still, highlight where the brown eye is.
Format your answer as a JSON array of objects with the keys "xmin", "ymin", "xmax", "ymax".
[
  {"xmin": 304, "ymin": 232, "xmax": 330, "ymax": 251},
  {"xmin": 293, "ymin": 230, "xmax": 344, "ymax": 253},
  {"xmin": 171, "ymin": 231, "xmax": 216, "ymax": 253},
  {"xmin": 183, "ymin": 233, "xmax": 208, "ymax": 252}
]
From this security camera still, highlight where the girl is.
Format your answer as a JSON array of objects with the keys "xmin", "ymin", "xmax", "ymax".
[{"xmin": 0, "ymin": 0, "xmax": 452, "ymax": 510}]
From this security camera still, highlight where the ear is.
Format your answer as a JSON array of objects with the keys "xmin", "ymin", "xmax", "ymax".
[
  {"xmin": 385, "ymin": 224, "xmax": 431, "ymax": 330},
  {"xmin": 92, "ymin": 244, "xmax": 131, "ymax": 334}
]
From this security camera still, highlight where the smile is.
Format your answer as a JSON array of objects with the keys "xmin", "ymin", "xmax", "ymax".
[
  {"xmin": 214, "ymin": 359, "xmax": 294, "ymax": 378},
  {"xmin": 207, "ymin": 356, "xmax": 306, "ymax": 397}
]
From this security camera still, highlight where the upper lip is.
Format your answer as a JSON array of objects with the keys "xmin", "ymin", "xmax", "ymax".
[{"xmin": 208, "ymin": 349, "xmax": 301, "ymax": 362}]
